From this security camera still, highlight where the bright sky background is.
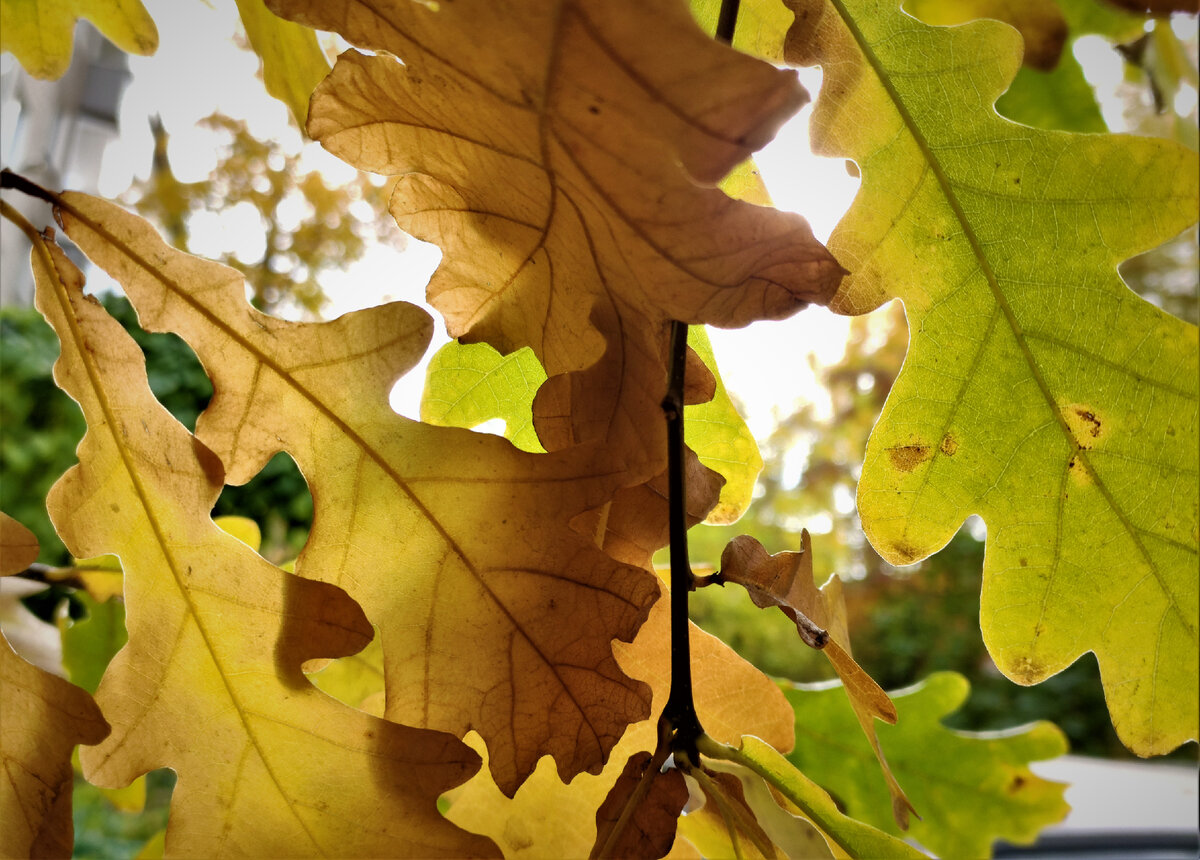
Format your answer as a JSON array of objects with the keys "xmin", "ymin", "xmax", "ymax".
[{"xmin": 88, "ymin": 1, "xmax": 1193, "ymax": 442}]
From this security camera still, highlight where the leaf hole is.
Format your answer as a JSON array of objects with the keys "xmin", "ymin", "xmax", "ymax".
[{"xmin": 212, "ymin": 451, "xmax": 312, "ymax": 564}]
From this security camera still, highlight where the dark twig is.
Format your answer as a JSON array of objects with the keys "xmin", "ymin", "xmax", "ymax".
[{"xmin": 659, "ymin": 0, "xmax": 741, "ymax": 764}]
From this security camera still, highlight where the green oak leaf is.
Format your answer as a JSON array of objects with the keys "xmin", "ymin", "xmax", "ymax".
[
  {"xmin": 0, "ymin": 0, "xmax": 157, "ymax": 79},
  {"xmin": 420, "ymin": 329, "xmax": 762, "ymax": 523},
  {"xmin": 61, "ymin": 592, "xmax": 127, "ymax": 696},
  {"xmin": 786, "ymin": 0, "xmax": 1199, "ymax": 755},
  {"xmin": 422, "ymin": 342, "xmax": 549, "ymax": 454},
  {"xmin": 785, "ymin": 672, "xmax": 1069, "ymax": 858},
  {"xmin": 905, "ymin": 0, "xmax": 1146, "ymax": 133}
]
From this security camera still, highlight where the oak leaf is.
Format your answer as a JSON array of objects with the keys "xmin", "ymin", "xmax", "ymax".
[
  {"xmin": 422, "ymin": 325, "xmax": 762, "ymax": 524},
  {"xmin": 1, "ymin": 515, "xmax": 110, "ymax": 859},
  {"xmin": 278, "ymin": 0, "xmax": 842, "ymax": 473},
  {"xmin": 787, "ymin": 0, "xmax": 1199, "ymax": 755},
  {"xmin": 905, "ymin": 0, "xmax": 1068, "ymax": 70},
  {"xmin": 53, "ymin": 191, "xmax": 659, "ymax": 797},
  {"xmin": 27, "ymin": 225, "xmax": 498, "ymax": 857},
  {"xmin": 784, "ymin": 672, "xmax": 1070, "ymax": 858},
  {"xmin": 233, "ymin": 0, "xmax": 331, "ymax": 131},
  {"xmin": 0, "ymin": 0, "xmax": 157, "ymax": 79},
  {"xmin": 0, "ymin": 512, "xmax": 39, "ymax": 574},
  {"xmin": 720, "ymin": 530, "xmax": 916, "ymax": 827},
  {"xmin": 591, "ymin": 749, "xmax": 689, "ymax": 860}
]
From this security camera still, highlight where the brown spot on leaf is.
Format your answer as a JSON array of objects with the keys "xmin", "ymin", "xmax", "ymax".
[
  {"xmin": 1061, "ymin": 404, "xmax": 1105, "ymax": 450},
  {"xmin": 939, "ymin": 434, "xmax": 958, "ymax": 456},
  {"xmin": 889, "ymin": 540, "xmax": 923, "ymax": 565},
  {"xmin": 1019, "ymin": 557, "xmax": 1028, "ymax": 567},
  {"xmin": 888, "ymin": 443, "xmax": 932, "ymax": 472},
  {"xmin": 1008, "ymin": 774, "xmax": 1027, "ymax": 793},
  {"xmin": 1067, "ymin": 454, "xmax": 1094, "ymax": 486}
]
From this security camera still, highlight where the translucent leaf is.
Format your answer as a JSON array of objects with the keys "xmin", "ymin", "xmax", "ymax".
[
  {"xmin": 29, "ymin": 223, "xmax": 498, "ymax": 857},
  {"xmin": 0, "ymin": 0, "xmax": 157, "ymax": 79},
  {"xmin": 786, "ymin": 0, "xmax": 1199, "ymax": 755}
]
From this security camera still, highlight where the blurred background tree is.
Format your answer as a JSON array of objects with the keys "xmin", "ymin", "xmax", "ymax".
[{"xmin": 128, "ymin": 112, "xmax": 401, "ymax": 317}]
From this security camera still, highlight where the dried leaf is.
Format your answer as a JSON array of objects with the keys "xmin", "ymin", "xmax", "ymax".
[
  {"xmin": 720, "ymin": 530, "xmax": 916, "ymax": 827},
  {"xmin": 0, "ymin": 512, "xmax": 39, "ymax": 574},
  {"xmin": 1, "ymin": 520, "xmax": 109, "ymax": 859},
  {"xmin": 279, "ymin": 0, "xmax": 842, "ymax": 473},
  {"xmin": 592, "ymin": 750, "xmax": 689, "ymax": 860},
  {"xmin": 29, "ymin": 224, "xmax": 498, "ymax": 857},
  {"xmin": 681, "ymin": 768, "xmax": 785, "ymax": 859},
  {"xmin": 445, "ymin": 586, "xmax": 796, "ymax": 858},
  {"xmin": 53, "ymin": 191, "xmax": 658, "ymax": 797}
]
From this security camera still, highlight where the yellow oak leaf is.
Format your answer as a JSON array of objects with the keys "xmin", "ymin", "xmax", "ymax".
[
  {"xmin": 276, "ymin": 0, "xmax": 842, "ymax": 473},
  {"xmin": 720, "ymin": 530, "xmax": 917, "ymax": 828},
  {"xmin": 27, "ymin": 225, "xmax": 498, "ymax": 857},
  {"xmin": 52, "ymin": 190, "xmax": 659, "ymax": 797},
  {"xmin": 0, "ymin": 0, "xmax": 157, "ymax": 79},
  {"xmin": 786, "ymin": 0, "xmax": 1198, "ymax": 756},
  {"xmin": 1, "ymin": 518, "xmax": 110, "ymax": 859},
  {"xmin": 233, "ymin": 0, "xmax": 331, "ymax": 130}
]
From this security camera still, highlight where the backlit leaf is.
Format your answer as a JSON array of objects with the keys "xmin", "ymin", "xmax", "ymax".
[
  {"xmin": 422, "ymin": 342, "xmax": 549, "ymax": 454},
  {"xmin": 422, "ymin": 327, "xmax": 762, "ymax": 523},
  {"xmin": 54, "ymin": 191, "xmax": 658, "ymax": 797},
  {"xmin": 591, "ymin": 749, "xmax": 689, "ymax": 859},
  {"xmin": 233, "ymin": 0, "xmax": 331, "ymax": 130},
  {"xmin": 0, "ymin": 512, "xmax": 39, "ymax": 573},
  {"xmin": 698, "ymin": 735, "xmax": 927, "ymax": 859},
  {"xmin": 281, "ymin": 0, "xmax": 842, "ymax": 476},
  {"xmin": 905, "ymin": 0, "xmax": 1068, "ymax": 70},
  {"xmin": 784, "ymin": 672, "xmax": 1070, "ymax": 858},
  {"xmin": 0, "ymin": 0, "xmax": 157, "ymax": 79},
  {"xmin": 786, "ymin": 0, "xmax": 1200, "ymax": 755},
  {"xmin": 29, "ymin": 223, "xmax": 498, "ymax": 857}
]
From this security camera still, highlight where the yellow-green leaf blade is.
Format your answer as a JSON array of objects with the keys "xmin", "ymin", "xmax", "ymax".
[
  {"xmin": 233, "ymin": 0, "xmax": 331, "ymax": 130},
  {"xmin": 786, "ymin": 0, "xmax": 1199, "ymax": 755},
  {"xmin": 784, "ymin": 672, "xmax": 1069, "ymax": 858},
  {"xmin": 0, "ymin": 0, "xmax": 157, "ymax": 79},
  {"xmin": 421, "ymin": 331, "xmax": 763, "ymax": 523},
  {"xmin": 421, "ymin": 342, "xmax": 549, "ymax": 454}
]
